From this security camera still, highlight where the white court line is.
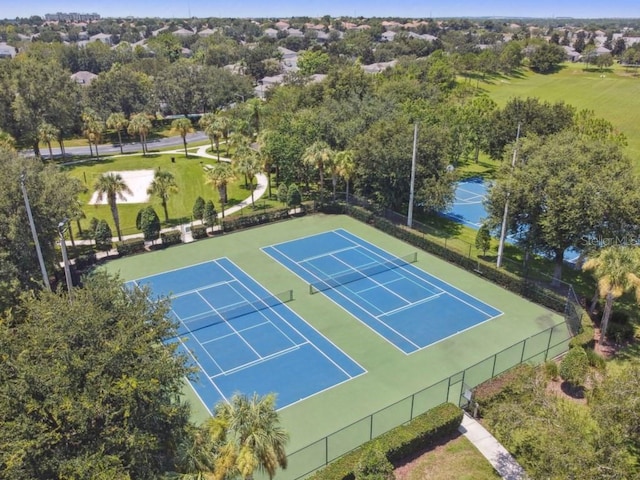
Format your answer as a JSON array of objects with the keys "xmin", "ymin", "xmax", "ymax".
[
  {"xmin": 300, "ymin": 245, "xmax": 360, "ymax": 264},
  {"xmin": 217, "ymin": 257, "xmax": 364, "ymax": 379},
  {"xmin": 172, "ymin": 314, "xmax": 227, "ymax": 407},
  {"xmin": 196, "ymin": 289, "xmax": 263, "ymax": 359},
  {"xmin": 334, "ymin": 229, "xmax": 503, "ymax": 319},
  {"xmin": 211, "ymin": 344, "xmax": 305, "ymax": 378},
  {"xmin": 201, "ymin": 319, "xmax": 271, "ymax": 344},
  {"xmin": 266, "ymin": 244, "xmax": 421, "ymax": 353},
  {"xmin": 378, "ymin": 292, "xmax": 446, "ymax": 318}
]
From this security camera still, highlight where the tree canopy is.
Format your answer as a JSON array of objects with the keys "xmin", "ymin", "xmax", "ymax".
[{"xmin": 0, "ymin": 272, "xmax": 193, "ymax": 479}]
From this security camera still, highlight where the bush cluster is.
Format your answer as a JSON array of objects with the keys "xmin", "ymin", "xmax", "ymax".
[
  {"xmin": 191, "ymin": 225, "xmax": 208, "ymax": 239},
  {"xmin": 221, "ymin": 207, "xmax": 294, "ymax": 233},
  {"xmin": 116, "ymin": 238, "xmax": 146, "ymax": 256},
  {"xmin": 307, "ymin": 403, "xmax": 462, "ymax": 480},
  {"xmin": 160, "ymin": 231, "xmax": 182, "ymax": 246}
]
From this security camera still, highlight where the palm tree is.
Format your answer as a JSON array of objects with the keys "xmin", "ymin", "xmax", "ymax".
[
  {"xmin": 172, "ymin": 424, "xmax": 218, "ymax": 480},
  {"xmin": 583, "ymin": 246, "xmax": 640, "ymax": 343},
  {"xmin": 302, "ymin": 140, "xmax": 334, "ymax": 201},
  {"xmin": 215, "ymin": 115, "xmax": 232, "ymax": 156},
  {"xmin": 128, "ymin": 112, "xmax": 152, "ymax": 155},
  {"xmin": 234, "ymin": 151, "xmax": 262, "ymax": 207},
  {"xmin": 335, "ymin": 149, "xmax": 356, "ymax": 203},
  {"xmin": 93, "ymin": 173, "xmax": 132, "ymax": 241},
  {"xmin": 106, "ymin": 112, "xmax": 129, "ymax": 155},
  {"xmin": 207, "ymin": 393, "xmax": 288, "ymax": 480},
  {"xmin": 204, "ymin": 162, "xmax": 235, "ymax": 220},
  {"xmin": 198, "ymin": 112, "xmax": 218, "ymax": 154},
  {"xmin": 81, "ymin": 108, "xmax": 101, "ymax": 158},
  {"xmin": 147, "ymin": 168, "xmax": 179, "ymax": 222},
  {"xmin": 37, "ymin": 122, "xmax": 59, "ymax": 161},
  {"xmin": 171, "ymin": 117, "xmax": 194, "ymax": 158},
  {"xmin": 206, "ymin": 123, "xmax": 224, "ymax": 161}
]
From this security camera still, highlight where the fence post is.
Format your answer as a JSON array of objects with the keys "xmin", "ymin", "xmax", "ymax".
[
  {"xmin": 369, "ymin": 414, "xmax": 374, "ymax": 441},
  {"xmin": 491, "ymin": 353, "xmax": 498, "ymax": 377},
  {"xmin": 520, "ymin": 339, "xmax": 527, "ymax": 363},
  {"xmin": 545, "ymin": 326, "xmax": 554, "ymax": 360}
]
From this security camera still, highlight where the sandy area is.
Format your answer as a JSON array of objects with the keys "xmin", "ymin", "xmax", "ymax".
[{"xmin": 89, "ymin": 170, "xmax": 154, "ymax": 205}]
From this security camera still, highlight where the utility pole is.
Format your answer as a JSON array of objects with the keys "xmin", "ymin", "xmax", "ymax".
[
  {"xmin": 496, "ymin": 123, "xmax": 521, "ymax": 268},
  {"xmin": 407, "ymin": 123, "xmax": 418, "ymax": 228},
  {"xmin": 21, "ymin": 173, "xmax": 51, "ymax": 290}
]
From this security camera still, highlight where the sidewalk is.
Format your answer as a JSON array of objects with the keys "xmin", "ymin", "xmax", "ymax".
[
  {"xmin": 68, "ymin": 144, "xmax": 268, "ymax": 248},
  {"xmin": 459, "ymin": 413, "xmax": 527, "ymax": 480}
]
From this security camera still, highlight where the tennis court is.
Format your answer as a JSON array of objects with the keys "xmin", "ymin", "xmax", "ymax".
[
  {"xmin": 128, "ymin": 258, "xmax": 365, "ymax": 411},
  {"xmin": 263, "ymin": 229, "xmax": 503, "ymax": 354},
  {"xmin": 441, "ymin": 177, "xmax": 489, "ymax": 228}
]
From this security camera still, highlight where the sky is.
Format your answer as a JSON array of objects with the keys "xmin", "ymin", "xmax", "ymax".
[{"xmin": 1, "ymin": 0, "xmax": 639, "ymax": 20}]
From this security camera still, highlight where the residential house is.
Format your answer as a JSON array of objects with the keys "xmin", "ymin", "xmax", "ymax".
[
  {"xmin": 0, "ymin": 43, "xmax": 17, "ymax": 59},
  {"xmin": 70, "ymin": 70, "xmax": 98, "ymax": 85}
]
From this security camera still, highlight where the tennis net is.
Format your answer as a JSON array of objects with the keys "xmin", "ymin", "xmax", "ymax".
[
  {"xmin": 309, "ymin": 252, "xmax": 417, "ymax": 294},
  {"xmin": 176, "ymin": 289, "xmax": 294, "ymax": 335}
]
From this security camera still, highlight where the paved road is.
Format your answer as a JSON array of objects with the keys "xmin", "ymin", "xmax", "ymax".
[{"xmin": 32, "ymin": 131, "xmax": 209, "ymax": 157}]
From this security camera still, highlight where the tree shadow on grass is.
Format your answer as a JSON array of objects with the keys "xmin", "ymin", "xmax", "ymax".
[{"xmin": 560, "ymin": 381, "xmax": 585, "ymax": 399}]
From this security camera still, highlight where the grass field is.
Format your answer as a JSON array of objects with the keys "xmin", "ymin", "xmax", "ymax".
[
  {"xmin": 102, "ymin": 214, "xmax": 568, "ymax": 479},
  {"xmin": 395, "ymin": 433, "xmax": 501, "ymax": 480},
  {"xmin": 61, "ymin": 150, "xmax": 276, "ymax": 238},
  {"xmin": 480, "ymin": 62, "xmax": 640, "ymax": 167}
]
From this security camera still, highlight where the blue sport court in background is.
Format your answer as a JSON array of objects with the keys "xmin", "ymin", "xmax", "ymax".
[
  {"xmin": 263, "ymin": 229, "xmax": 502, "ymax": 354},
  {"xmin": 442, "ymin": 178, "xmax": 581, "ymax": 264},
  {"xmin": 129, "ymin": 258, "xmax": 365, "ymax": 411}
]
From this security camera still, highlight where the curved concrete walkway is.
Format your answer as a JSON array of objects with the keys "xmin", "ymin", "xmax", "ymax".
[
  {"xmin": 69, "ymin": 144, "xmax": 268, "ymax": 247},
  {"xmin": 459, "ymin": 413, "xmax": 528, "ymax": 479}
]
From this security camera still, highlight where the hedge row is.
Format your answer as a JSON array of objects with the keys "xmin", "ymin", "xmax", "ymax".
[
  {"xmin": 340, "ymin": 205, "xmax": 567, "ymax": 314},
  {"xmin": 116, "ymin": 238, "xmax": 146, "ymax": 256},
  {"xmin": 221, "ymin": 206, "xmax": 303, "ymax": 233},
  {"xmin": 307, "ymin": 403, "xmax": 462, "ymax": 480},
  {"xmin": 161, "ymin": 230, "xmax": 182, "ymax": 246},
  {"xmin": 191, "ymin": 225, "xmax": 208, "ymax": 239}
]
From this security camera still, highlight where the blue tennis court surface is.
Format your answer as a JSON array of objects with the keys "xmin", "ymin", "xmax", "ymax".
[
  {"xmin": 129, "ymin": 258, "xmax": 365, "ymax": 411},
  {"xmin": 441, "ymin": 177, "xmax": 488, "ymax": 229},
  {"xmin": 263, "ymin": 230, "xmax": 503, "ymax": 354}
]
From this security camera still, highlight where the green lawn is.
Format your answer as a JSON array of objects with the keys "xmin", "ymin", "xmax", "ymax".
[
  {"xmin": 61, "ymin": 151, "xmax": 275, "ymax": 238},
  {"xmin": 396, "ymin": 433, "xmax": 501, "ymax": 480},
  {"xmin": 480, "ymin": 62, "xmax": 640, "ymax": 167}
]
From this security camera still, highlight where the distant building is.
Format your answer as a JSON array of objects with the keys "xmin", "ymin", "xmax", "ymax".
[
  {"xmin": 44, "ymin": 12, "xmax": 100, "ymax": 22},
  {"xmin": 0, "ymin": 43, "xmax": 17, "ymax": 59}
]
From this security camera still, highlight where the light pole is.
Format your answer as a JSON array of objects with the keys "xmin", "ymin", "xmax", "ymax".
[
  {"xmin": 496, "ymin": 122, "xmax": 521, "ymax": 268},
  {"xmin": 20, "ymin": 172, "xmax": 51, "ymax": 290},
  {"xmin": 58, "ymin": 219, "xmax": 73, "ymax": 300}
]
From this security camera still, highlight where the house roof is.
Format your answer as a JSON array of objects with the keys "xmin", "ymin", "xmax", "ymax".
[
  {"xmin": 0, "ymin": 43, "xmax": 17, "ymax": 58},
  {"xmin": 362, "ymin": 60, "xmax": 397, "ymax": 74},
  {"xmin": 70, "ymin": 70, "xmax": 98, "ymax": 85},
  {"xmin": 172, "ymin": 28, "xmax": 194, "ymax": 36}
]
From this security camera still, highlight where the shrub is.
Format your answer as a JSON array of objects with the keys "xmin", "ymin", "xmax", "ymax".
[
  {"xmin": 543, "ymin": 360, "xmax": 559, "ymax": 380},
  {"xmin": 94, "ymin": 219, "xmax": 113, "ymax": 252},
  {"xmin": 161, "ymin": 230, "xmax": 182, "ymax": 246},
  {"xmin": 610, "ymin": 310, "xmax": 630, "ymax": 325},
  {"xmin": 116, "ymin": 238, "xmax": 146, "ymax": 256},
  {"xmin": 136, "ymin": 206, "xmax": 161, "ymax": 242},
  {"xmin": 473, "ymin": 364, "xmax": 537, "ymax": 415},
  {"xmin": 192, "ymin": 196, "xmax": 205, "ymax": 221},
  {"xmin": 608, "ymin": 321, "xmax": 636, "ymax": 344},
  {"xmin": 191, "ymin": 225, "xmax": 208, "ymax": 239},
  {"xmin": 584, "ymin": 348, "xmax": 606, "ymax": 370},
  {"xmin": 74, "ymin": 252, "xmax": 97, "ymax": 271},
  {"xmin": 277, "ymin": 183, "xmax": 288, "ymax": 204},
  {"xmin": 559, "ymin": 347, "xmax": 589, "ymax": 388},
  {"xmin": 287, "ymin": 184, "xmax": 302, "ymax": 207},
  {"xmin": 354, "ymin": 446, "xmax": 393, "ymax": 480}
]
